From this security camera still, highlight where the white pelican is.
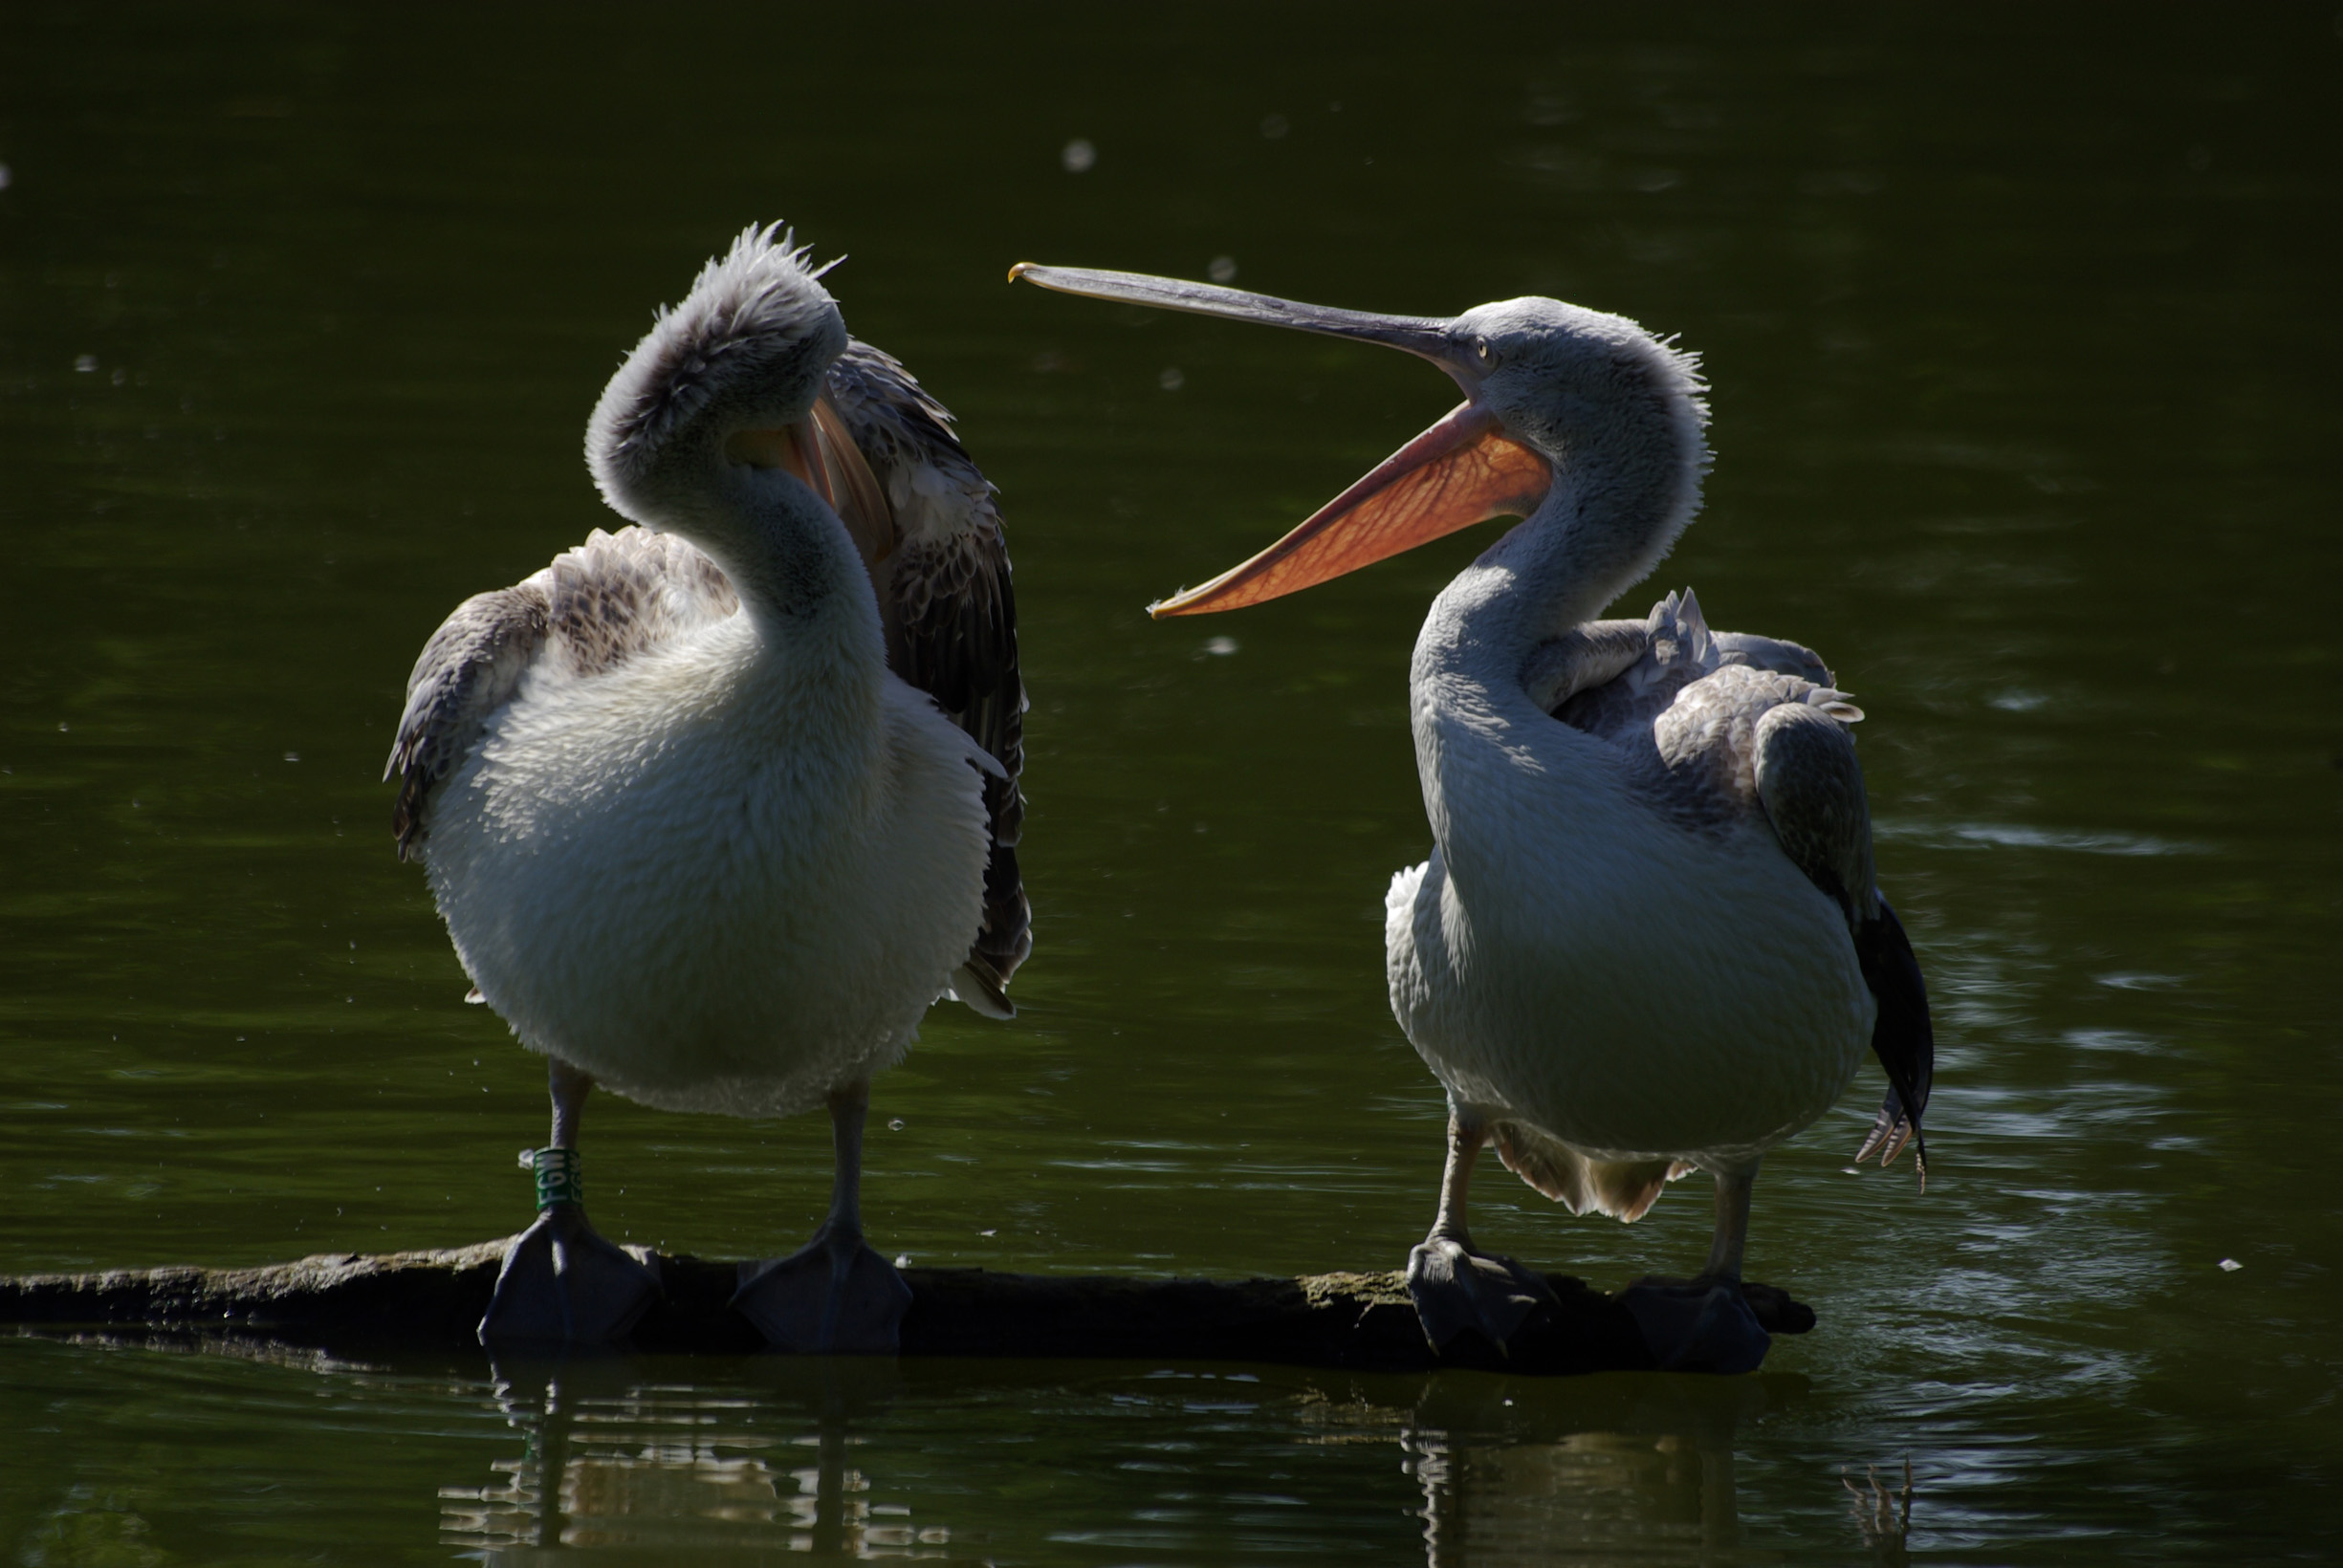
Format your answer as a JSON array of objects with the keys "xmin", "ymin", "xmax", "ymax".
[
  {"xmin": 387, "ymin": 227, "xmax": 1028, "ymax": 1351},
  {"xmin": 1012, "ymin": 263, "xmax": 1930, "ymax": 1372}
]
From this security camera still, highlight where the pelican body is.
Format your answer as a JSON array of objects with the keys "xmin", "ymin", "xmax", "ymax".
[
  {"xmin": 417, "ymin": 536, "xmax": 993, "ymax": 1118},
  {"xmin": 389, "ymin": 228, "xmax": 1027, "ymax": 1349},
  {"xmin": 1390, "ymin": 594, "xmax": 1871, "ymax": 1181},
  {"xmin": 1014, "ymin": 264, "xmax": 1929, "ymax": 1371}
]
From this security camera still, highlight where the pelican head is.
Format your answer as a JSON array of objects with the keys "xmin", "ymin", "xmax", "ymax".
[
  {"xmin": 588, "ymin": 225, "xmax": 850, "ymax": 530},
  {"xmin": 1009, "ymin": 264, "xmax": 1708, "ymax": 616}
]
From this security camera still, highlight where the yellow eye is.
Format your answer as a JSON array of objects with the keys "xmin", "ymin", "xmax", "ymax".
[{"xmin": 1474, "ymin": 338, "xmax": 1499, "ymax": 370}]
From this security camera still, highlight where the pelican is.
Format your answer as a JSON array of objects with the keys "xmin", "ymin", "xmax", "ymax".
[
  {"xmin": 386, "ymin": 226, "xmax": 1028, "ymax": 1351},
  {"xmin": 1013, "ymin": 263, "xmax": 1930, "ymax": 1372}
]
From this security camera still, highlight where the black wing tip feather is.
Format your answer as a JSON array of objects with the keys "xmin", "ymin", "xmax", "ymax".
[
  {"xmin": 972, "ymin": 842, "xmax": 1033, "ymax": 985},
  {"xmin": 390, "ymin": 795, "xmax": 422, "ymax": 861},
  {"xmin": 1852, "ymin": 897, "xmax": 1934, "ymax": 1189},
  {"xmin": 387, "ymin": 749, "xmax": 430, "ymax": 861}
]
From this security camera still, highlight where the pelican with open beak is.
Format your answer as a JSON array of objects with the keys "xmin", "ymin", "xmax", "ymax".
[{"xmin": 1014, "ymin": 262, "xmax": 1931, "ymax": 1372}]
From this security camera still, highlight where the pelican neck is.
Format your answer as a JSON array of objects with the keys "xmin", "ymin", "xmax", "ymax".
[
  {"xmin": 1412, "ymin": 480, "xmax": 1645, "ymax": 697},
  {"xmin": 658, "ymin": 464, "xmax": 887, "ymax": 678}
]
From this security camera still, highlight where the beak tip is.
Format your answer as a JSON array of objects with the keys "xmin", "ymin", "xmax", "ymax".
[{"xmin": 1007, "ymin": 261, "xmax": 1035, "ymax": 284}]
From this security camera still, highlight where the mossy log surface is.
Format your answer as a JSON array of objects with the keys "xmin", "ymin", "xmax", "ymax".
[{"xmin": 0, "ymin": 1242, "xmax": 1813, "ymax": 1374}]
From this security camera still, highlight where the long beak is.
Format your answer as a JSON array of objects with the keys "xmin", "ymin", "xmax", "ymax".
[{"xmin": 1010, "ymin": 263, "xmax": 1551, "ymax": 617}]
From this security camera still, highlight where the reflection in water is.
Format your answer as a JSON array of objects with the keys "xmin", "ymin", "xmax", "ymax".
[
  {"xmin": 1842, "ymin": 1459, "xmax": 1914, "ymax": 1560},
  {"xmin": 1395, "ymin": 1373, "xmax": 1791, "ymax": 1566},
  {"xmin": 439, "ymin": 1355, "xmax": 953, "ymax": 1559},
  {"xmin": 1407, "ymin": 1430, "xmax": 1741, "ymax": 1565},
  {"xmin": 424, "ymin": 1358, "xmax": 1831, "ymax": 1563}
]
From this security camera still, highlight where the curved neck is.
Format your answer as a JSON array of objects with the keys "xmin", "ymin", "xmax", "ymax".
[
  {"xmin": 1412, "ymin": 421, "xmax": 1701, "ymax": 697},
  {"xmin": 647, "ymin": 457, "xmax": 885, "ymax": 668}
]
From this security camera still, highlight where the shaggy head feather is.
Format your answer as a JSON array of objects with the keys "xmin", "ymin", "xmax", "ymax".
[{"xmin": 586, "ymin": 224, "xmax": 847, "ymax": 521}]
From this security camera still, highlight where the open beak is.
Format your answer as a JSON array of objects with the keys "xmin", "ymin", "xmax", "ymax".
[{"xmin": 1009, "ymin": 263, "xmax": 1551, "ymax": 617}]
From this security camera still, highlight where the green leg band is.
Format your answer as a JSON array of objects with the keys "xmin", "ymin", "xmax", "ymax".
[{"xmin": 528, "ymin": 1146, "xmax": 583, "ymax": 1210}]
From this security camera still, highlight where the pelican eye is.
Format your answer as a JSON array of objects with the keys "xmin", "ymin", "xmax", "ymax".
[{"xmin": 1472, "ymin": 338, "xmax": 1500, "ymax": 371}]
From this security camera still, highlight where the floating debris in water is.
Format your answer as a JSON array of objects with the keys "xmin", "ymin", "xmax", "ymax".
[
  {"xmin": 1203, "ymin": 636, "xmax": 1238, "ymax": 657},
  {"xmin": 1159, "ymin": 366, "xmax": 1185, "ymax": 391},
  {"xmin": 887, "ymin": 1117, "xmax": 905, "ymax": 1131},
  {"xmin": 1062, "ymin": 138, "xmax": 1096, "ymax": 173},
  {"xmin": 2219, "ymin": 1257, "xmax": 2243, "ymax": 1272}
]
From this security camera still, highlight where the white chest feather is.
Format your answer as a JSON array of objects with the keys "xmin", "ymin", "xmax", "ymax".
[
  {"xmin": 1386, "ymin": 687, "xmax": 1872, "ymax": 1166},
  {"xmin": 420, "ymin": 617, "xmax": 990, "ymax": 1119}
]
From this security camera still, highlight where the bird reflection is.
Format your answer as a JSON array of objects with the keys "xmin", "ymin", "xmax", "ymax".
[
  {"xmin": 1391, "ymin": 1371, "xmax": 1796, "ymax": 1566},
  {"xmin": 1843, "ymin": 1458, "xmax": 1915, "ymax": 1564},
  {"xmin": 430, "ymin": 1356, "xmax": 1850, "ymax": 1562},
  {"xmin": 438, "ymin": 1353, "xmax": 953, "ymax": 1558}
]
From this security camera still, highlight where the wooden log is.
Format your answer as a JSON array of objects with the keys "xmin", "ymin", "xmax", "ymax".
[{"xmin": 0, "ymin": 1242, "xmax": 1814, "ymax": 1374}]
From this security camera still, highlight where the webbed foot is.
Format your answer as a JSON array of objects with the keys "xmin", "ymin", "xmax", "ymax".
[
  {"xmin": 731, "ymin": 1224, "xmax": 911, "ymax": 1354},
  {"xmin": 478, "ymin": 1205, "xmax": 662, "ymax": 1346},
  {"xmin": 1406, "ymin": 1235, "xmax": 1560, "ymax": 1354},
  {"xmin": 1618, "ymin": 1274, "xmax": 1771, "ymax": 1374}
]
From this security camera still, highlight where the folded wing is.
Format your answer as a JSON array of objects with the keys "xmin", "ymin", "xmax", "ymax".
[
  {"xmin": 1536, "ymin": 587, "xmax": 1934, "ymax": 1182},
  {"xmin": 385, "ymin": 527, "xmax": 739, "ymax": 860},
  {"xmin": 823, "ymin": 340, "xmax": 1031, "ymax": 997}
]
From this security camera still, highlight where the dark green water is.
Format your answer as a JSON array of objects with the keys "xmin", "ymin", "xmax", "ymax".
[{"xmin": 4, "ymin": 5, "xmax": 2339, "ymax": 1561}]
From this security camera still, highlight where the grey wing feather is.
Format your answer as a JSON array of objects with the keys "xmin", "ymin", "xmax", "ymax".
[
  {"xmin": 1546, "ymin": 588, "xmax": 1837, "ymax": 748},
  {"xmin": 1536, "ymin": 585, "xmax": 1931, "ymax": 1177},
  {"xmin": 1543, "ymin": 591, "xmax": 1836, "ymax": 740},
  {"xmin": 385, "ymin": 585, "xmax": 550, "ymax": 860},
  {"xmin": 824, "ymin": 340, "xmax": 1031, "ymax": 989},
  {"xmin": 1543, "ymin": 593, "xmax": 1712, "ymax": 742},
  {"xmin": 384, "ymin": 526, "xmax": 738, "ymax": 860},
  {"xmin": 1712, "ymin": 630, "xmax": 1832, "ymax": 687},
  {"xmin": 1525, "ymin": 619, "xmax": 1649, "ymax": 718},
  {"xmin": 1751, "ymin": 701, "xmax": 1876, "ymax": 924},
  {"xmin": 1745, "ymin": 675, "xmax": 1933, "ymax": 1181}
]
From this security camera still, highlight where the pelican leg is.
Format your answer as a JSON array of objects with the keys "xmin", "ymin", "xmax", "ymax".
[
  {"xmin": 1405, "ymin": 1105, "xmax": 1559, "ymax": 1354},
  {"xmin": 1618, "ymin": 1165, "xmax": 1771, "ymax": 1374},
  {"xmin": 478, "ymin": 1058, "xmax": 663, "ymax": 1346},
  {"xmin": 731, "ymin": 1081, "xmax": 912, "ymax": 1354}
]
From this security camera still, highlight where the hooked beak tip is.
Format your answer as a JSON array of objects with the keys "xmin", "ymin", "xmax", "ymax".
[{"xmin": 1007, "ymin": 261, "xmax": 1035, "ymax": 284}]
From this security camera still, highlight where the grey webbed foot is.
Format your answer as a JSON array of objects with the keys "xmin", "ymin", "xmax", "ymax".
[
  {"xmin": 478, "ymin": 1205, "xmax": 662, "ymax": 1346},
  {"xmin": 1406, "ymin": 1235, "xmax": 1560, "ymax": 1353},
  {"xmin": 732, "ymin": 1224, "xmax": 911, "ymax": 1354},
  {"xmin": 1618, "ymin": 1274, "xmax": 1771, "ymax": 1374}
]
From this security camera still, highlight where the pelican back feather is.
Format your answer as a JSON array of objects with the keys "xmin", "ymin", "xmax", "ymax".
[
  {"xmin": 384, "ymin": 527, "xmax": 738, "ymax": 860},
  {"xmin": 823, "ymin": 339, "xmax": 1031, "ymax": 991}
]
